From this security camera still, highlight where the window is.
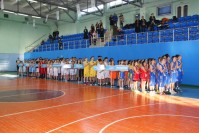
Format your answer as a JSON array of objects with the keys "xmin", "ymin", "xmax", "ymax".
[
  {"xmin": 177, "ymin": 5, "xmax": 188, "ymax": 18},
  {"xmin": 157, "ymin": 5, "xmax": 172, "ymax": 16},
  {"xmin": 183, "ymin": 5, "xmax": 188, "ymax": 17},
  {"xmin": 177, "ymin": 6, "xmax": 182, "ymax": 18},
  {"xmin": 80, "ymin": 4, "xmax": 104, "ymax": 16}
]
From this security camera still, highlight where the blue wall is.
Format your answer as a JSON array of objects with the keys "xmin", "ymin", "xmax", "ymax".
[
  {"xmin": 0, "ymin": 53, "xmax": 22, "ymax": 71},
  {"xmin": 25, "ymin": 40, "xmax": 199, "ymax": 86}
]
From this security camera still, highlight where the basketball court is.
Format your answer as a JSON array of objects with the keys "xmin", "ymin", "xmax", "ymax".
[{"xmin": 0, "ymin": 74, "xmax": 199, "ymax": 133}]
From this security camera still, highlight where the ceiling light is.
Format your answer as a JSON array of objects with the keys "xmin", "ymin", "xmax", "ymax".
[
  {"xmin": 58, "ymin": 6, "xmax": 68, "ymax": 10},
  {"xmin": 18, "ymin": 13, "xmax": 28, "ymax": 16},
  {"xmin": 27, "ymin": 0, "xmax": 38, "ymax": 3},
  {"xmin": 32, "ymin": 16, "xmax": 41, "ymax": 19},
  {"xmin": 3, "ymin": 10, "xmax": 16, "ymax": 14}
]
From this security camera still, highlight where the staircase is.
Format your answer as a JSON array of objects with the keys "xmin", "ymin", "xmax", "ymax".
[{"xmin": 89, "ymin": 30, "xmax": 113, "ymax": 48}]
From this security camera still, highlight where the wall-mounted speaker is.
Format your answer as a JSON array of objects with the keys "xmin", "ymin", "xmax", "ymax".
[
  {"xmin": 4, "ymin": 14, "xmax": 9, "ymax": 18},
  {"xmin": 25, "ymin": 17, "xmax": 29, "ymax": 21}
]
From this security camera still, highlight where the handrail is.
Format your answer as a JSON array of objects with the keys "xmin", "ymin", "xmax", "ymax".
[{"xmin": 25, "ymin": 34, "xmax": 47, "ymax": 52}]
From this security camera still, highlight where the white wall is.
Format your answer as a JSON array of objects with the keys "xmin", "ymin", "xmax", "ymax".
[{"xmin": 65, "ymin": 0, "xmax": 199, "ymax": 32}]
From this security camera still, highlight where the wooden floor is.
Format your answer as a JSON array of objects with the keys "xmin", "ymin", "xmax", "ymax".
[{"xmin": 0, "ymin": 77, "xmax": 199, "ymax": 133}]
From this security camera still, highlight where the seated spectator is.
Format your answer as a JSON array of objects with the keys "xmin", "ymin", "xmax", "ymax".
[
  {"xmin": 119, "ymin": 13, "xmax": 124, "ymax": 28},
  {"xmin": 158, "ymin": 18, "xmax": 169, "ymax": 30},
  {"xmin": 140, "ymin": 16, "xmax": 147, "ymax": 32},
  {"xmin": 83, "ymin": 27, "xmax": 88, "ymax": 39},
  {"xmin": 41, "ymin": 40, "xmax": 45, "ymax": 45},
  {"xmin": 135, "ymin": 17, "xmax": 140, "ymax": 33}
]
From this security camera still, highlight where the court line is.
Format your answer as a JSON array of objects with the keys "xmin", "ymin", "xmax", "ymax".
[
  {"xmin": 0, "ymin": 83, "xmax": 50, "ymax": 90},
  {"xmin": 0, "ymin": 91, "xmax": 132, "ymax": 118},
  {"xmin": 0, "ymin": 90, "xmax": 58, "ymax": 99},
  {"xmin": 46, "ymin": 103, "xmax": 164, "ymax": 133},
  {"xmin": 99, "ymin": 114, "xmax": 199, "ymax": 133},
  {"xmin": 0, "ymin": 91, "xmax": 65, "ymax": 103}
]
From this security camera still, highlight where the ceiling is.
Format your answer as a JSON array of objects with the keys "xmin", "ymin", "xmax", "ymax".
[{"xmin": 1, "ymin": 0, "xmax": 142, "ymax": 22}]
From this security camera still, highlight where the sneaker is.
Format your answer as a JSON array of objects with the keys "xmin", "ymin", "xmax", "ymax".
[
  {"xmin": 119, "ymin": 87, "xmax": 124, "ymax": 90},
  {"xmin": 135, "ymin": 90, "xmax": 140, "ymax": 93},
  {"xmin": 171, "ymin": 90, "xmax": 176, "ymax": 95},
  {"xmin": 150, "ymin": 91, "xmax": 155, "ymax": 95}
]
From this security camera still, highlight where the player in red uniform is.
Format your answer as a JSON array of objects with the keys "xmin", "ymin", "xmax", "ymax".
[{"xmin": 133, "ymin": 60, "xmax": 140, "ymax": 92}]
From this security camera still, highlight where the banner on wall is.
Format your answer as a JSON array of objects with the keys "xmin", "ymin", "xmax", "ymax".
[{"xmin": 91, "ymin": 0, "xmax": 96, "ymax": 8}]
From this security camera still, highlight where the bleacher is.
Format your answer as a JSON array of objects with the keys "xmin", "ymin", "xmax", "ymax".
[
  {"xmin": 33, "ymin": 33, "xmax": 89, "ymax": 52},
  {"xmin": 31, "ymin": 14, "xmax": 199, "ymax": 52},
  {"xmin": 105, "ymin": 15, "xmax": 199, "ymax": 46}
]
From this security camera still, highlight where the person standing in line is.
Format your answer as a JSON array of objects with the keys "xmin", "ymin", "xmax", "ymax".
[
  {"xmin": 89, "ymin": 56, "xmax": 97, "ymax": 85},
  {"xmin": 16, "ymin": 58, "xmax": 20, "ymax": 75}
]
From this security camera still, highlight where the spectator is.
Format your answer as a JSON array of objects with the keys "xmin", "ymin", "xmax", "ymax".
[
  {"xmin": 41, "ymin": 40, "xmax": 45, "ymax": 45},
  {"xmin": 149, "ymin": 13, "xmax": 156, "ymax": 31},
  {"xmin": 112, "ymin": 25, "xmax": 119, "ymax": 41},
  {"xmin": 16, "ymin": 58, "xmax": 20, "ymax": 75},
  {"xmin": 91, "ymin": 24, "xmax": 95, "ymax": 33},
  {"xmin": 149, "ymin": 13, "xmax": 156, "ymax": 23},
  {"xmin": 56, "ymin": 31, "xmax": 59, "ymax": 39},
  {"xmin": 158, "ymin": 18, "xmax": 169, "ymax": 30},
  {"xmin": 113, "ymin": 13, "xmax": 118, "ymax": 26},
  {"xmin": 109, "ymin": 14, "xmax": 114, "ymax": 30},
  {"xmin": 48, "ymin": 34, "xmax": 53, "ymax": 43},
  {"xmin": 119, "ymin": 13, "xmax": 124, "ymax": 28},
  {"xmin": 99, "ymin": 20, "xmax": 103, "ymax": 28},
  {"xmin": 58, "ymin": 38, "xmax": 63, "ymax": 50},
  {"xmin": 135, "ymin": 17, "xmax": 140, "ymax": 33},
  {"xmin": 92, "ymin": 31, "xmax": 97, "ymax": 45},
  {"xmin": 88, "ymin": 30, "xmax": 93, "ymax": 45},
  {"xmin": 96, "ymin": 22, "xmax": 100, "ymax": 33},
  {"xmin": 99, "ymin": 26, "xmax": 105, "ymax": 42},
  {"xmin": 83, "ymin": 27, "xmax": 88, "ymax": 39},
  {"xmin": 140, "ymin": 16, "xmax": 147, "ymax": 32}
]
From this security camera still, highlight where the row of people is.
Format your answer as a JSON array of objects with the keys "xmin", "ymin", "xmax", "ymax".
[{"xmin": 17, "ymin": 54, "xmax": 183, "ymax": 95}]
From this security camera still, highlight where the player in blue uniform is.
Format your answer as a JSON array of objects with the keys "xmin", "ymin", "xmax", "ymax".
[
  {"xmin": 158, "ymin": 57, "xmax": 166, "ymax": 95},
  {"xmin": 149, "ymin": 58, "xmax": 156, "ymax": 94},
  {"xmin": 164, "ymin": 54, "xmax": 171, "ymax": 95},
  {"xmin": 176, "ymin": 55, "xmax": 183, "ymax": 92},
  {"xmin": 170, "ymin": 56, "xmax": 178, "ymax": 94}
]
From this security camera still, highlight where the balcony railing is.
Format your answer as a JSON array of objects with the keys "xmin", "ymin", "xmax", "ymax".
[{"xmin": 30, "ymin": 26, "xmax": 199, "ymax": 53}]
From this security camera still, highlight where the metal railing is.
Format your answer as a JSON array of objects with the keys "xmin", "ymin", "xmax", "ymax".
[
  {"xmin": 25, "ymin": 34, "xmax": 48, "ymax": 52},
  {"xmin": 30, "ymin": 26, "xmax": 199, "ymax": 52}
]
